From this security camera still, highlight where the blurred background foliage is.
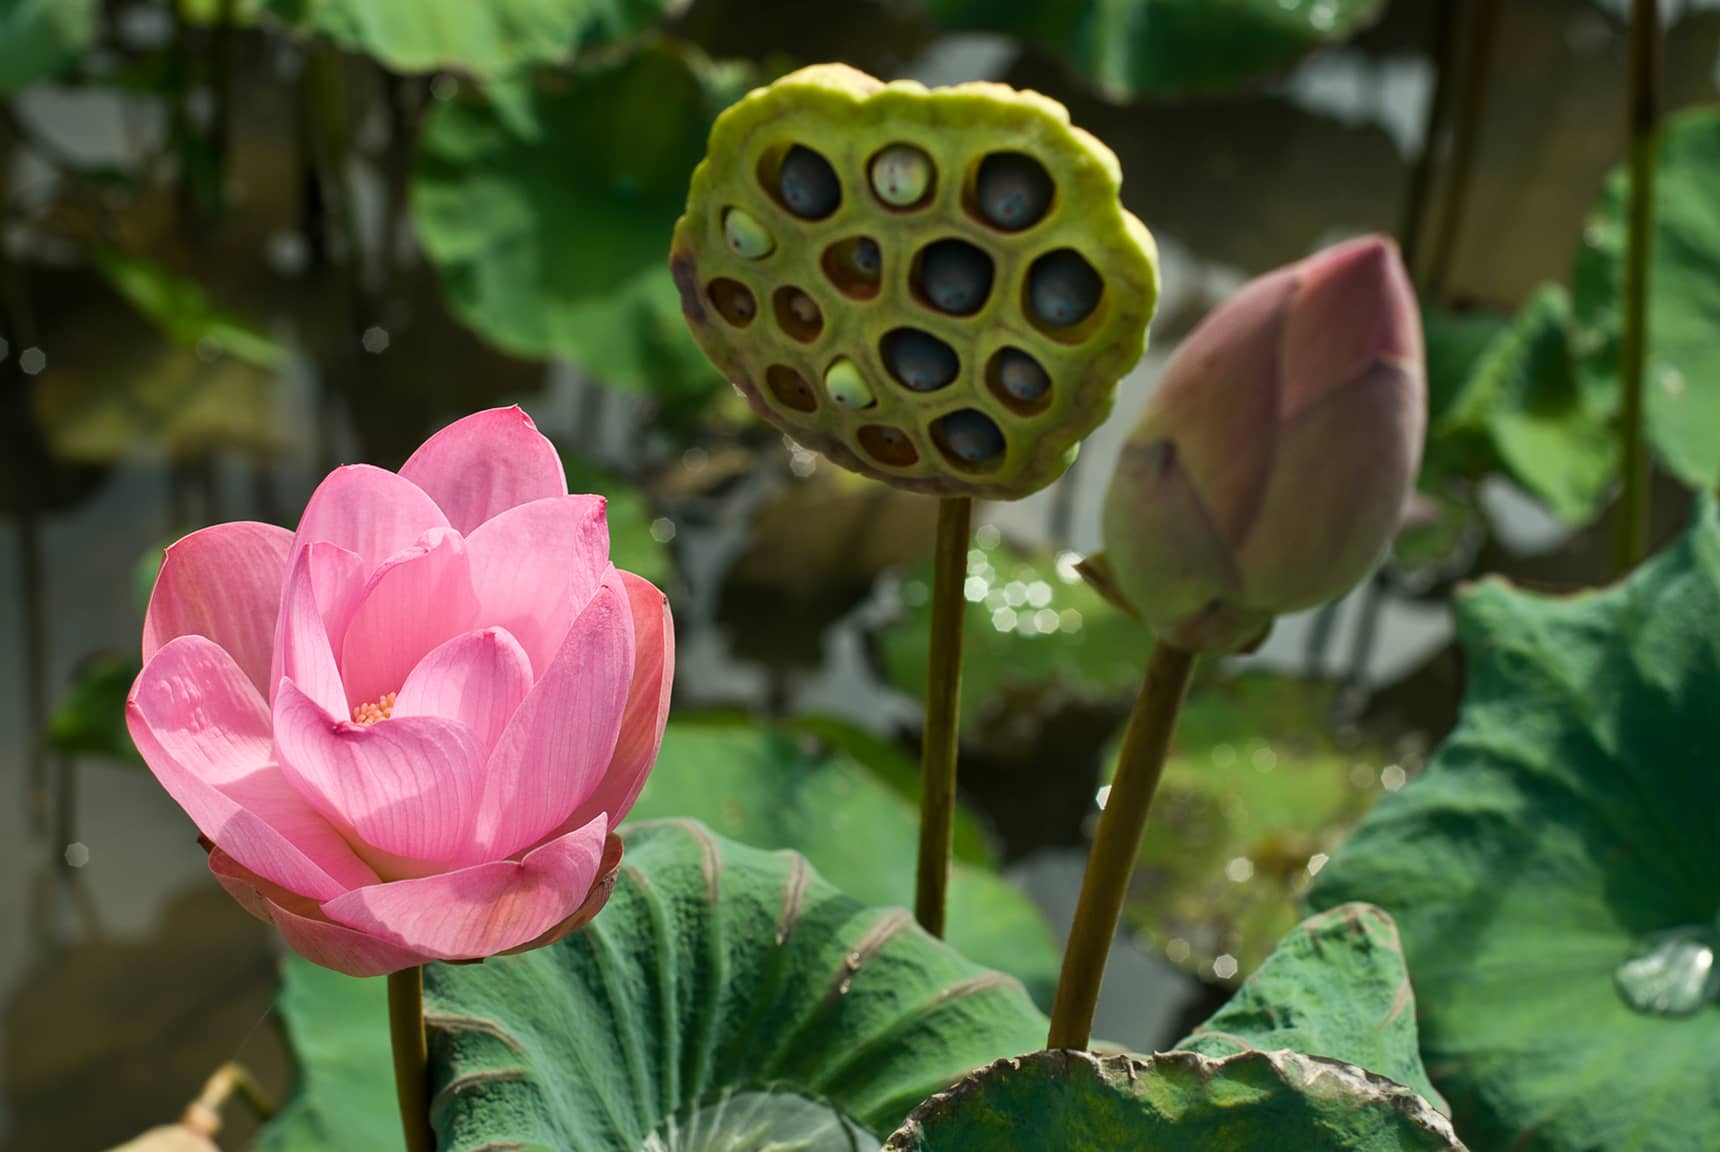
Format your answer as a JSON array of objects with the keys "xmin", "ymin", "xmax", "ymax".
[{"xmin": 2, "ymin": 0, "xmax": 1718, "ymax": 1147}]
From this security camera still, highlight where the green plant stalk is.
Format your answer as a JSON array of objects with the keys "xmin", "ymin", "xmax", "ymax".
[
  {"xmin": 389, "ymin": 966, "xmax": 435, "ymax": 1152},
  {"xmin": 1048, "ymin": 643, "xmax": 1195, "ymax": 1050},
  {"xmin": 1615, "ymin": 0, "xmax": 1660, "ymax": 573},
  {"xmin": 1424, "ymin": 0, "xmax": 1500, "ymax": 299},
  {"xmin": 914, "ymin": 495, "xmax": 973, "ymax": 939}
]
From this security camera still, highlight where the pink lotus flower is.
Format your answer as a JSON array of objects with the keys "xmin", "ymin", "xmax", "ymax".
[
  {"xmin": 1099, "ymin": 235, "xmax": 1425, "ymax": 652},
  {"xmin": 128, "ymin": 408, "xmax": 674, "ymax": 976}
]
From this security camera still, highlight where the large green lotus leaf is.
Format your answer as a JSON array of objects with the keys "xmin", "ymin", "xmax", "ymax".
[
  {"xmin": 630, "ymin": 718, "xmax": 1060, "ymax": 1006},
  {"xmin": 425, "ymin": 819, "xmax": 1050, "ymax": 1150},
  {"xmin": 1176, "ymin": 902, "xmax": 1445, "ymax": 1113},
  {"xmin": 878, "ymin": 534, "xmax": 1150, "ymax": 730},
  {"xmin": 924, "ymin": 0, "xmax": 1385, "ymax": 99},
  {"xmin": 414, "ymin": 40, "xmax": 741, "ymax": 403},
  {"xmin": 261, "ymin": 0, "xmax": 671, "ymax": 75},
  {"xmin": 1308, "ymin": 499, "xmax": 1720, "ymax": 1151},
  {"xmin": 1423, "ymin": 286, "xmax": 1614, "ymax": 523},
  {"xmin": 258, "ymin": 957, "xmax": 400, "ymax": 1152},
  {"xmin": 0, "ymin": 0, "xmax": 95, "ymax": 92},
  {"xmin": 883, "ymin": 1048, "xmax": 1463, "ymax": 1151},
  {"xmin": 1573, "ymin": 105, "xmax": 1720, "ymax": 489},
  {"xmin": 1121, "ymin": 672, "xmax": 1391, "ymax": 982}
]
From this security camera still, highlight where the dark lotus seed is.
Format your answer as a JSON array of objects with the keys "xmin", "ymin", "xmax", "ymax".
[
  {"xmin": 920, "ymin": 239, "xmax": 994, "ymax": 316},
  {"xmin": 852, "ymin": 237, "xmax": 881, "ymax": 277},
  {"xmin": 995, "ymin": 348, "xmax": 1049, "ymax": 403},
  {"xmin": 779, "ymin": 145, "xmax": 840, "ymax": 219},
  {"xmin": 976, "ymin": 152, "xmax": 1053, "ymax": 231},
  {"xmin": 936, "ymin": 409, "xmax": 1005, "ymax": 466},
  {"xmin": 883, "ymin": 328, "xmax": 959, "ymax": 392},
  {"xmin": 1028, "ymin": 249, "xmax": 1103, "ymax": 328}
]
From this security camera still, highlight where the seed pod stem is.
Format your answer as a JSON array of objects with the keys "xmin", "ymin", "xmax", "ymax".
[
  {"xmin": 1616, "ymin": 0, "xmax": 1660, "ymax": 573},
  {"xmin": 389, "ymin": 965, "xmax": 435, "ymax": 1152},
  {"xmin": 1048, "ymin": 643, "xmax": 1195, "ymax": 1051},
  {"xmin": 914, "ymin": 495, "xmax": 974, "ymax": 940}
]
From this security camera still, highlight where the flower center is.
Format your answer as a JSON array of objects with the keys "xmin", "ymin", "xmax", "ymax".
[{"xmin": 352, "ymin": 692, "xmax": 396, "ymax": 725}]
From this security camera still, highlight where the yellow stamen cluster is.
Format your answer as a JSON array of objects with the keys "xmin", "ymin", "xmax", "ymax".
[{"xmin": 352, "ymin": 692, "xmax": 397, "ymax": 725}]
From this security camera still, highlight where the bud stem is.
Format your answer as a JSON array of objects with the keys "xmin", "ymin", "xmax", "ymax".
[
  {"xmin": 389, "ymin": 965, "xmax": 435, "ymax": 1152},
  {"xmin": 1615, "ymin": 0, "xmax": 1661, "ymax": 574},
  {"xmin": 1048, "ymin": 643, "xmax": 1195, "ymax": 1050},
  {"xmin": 914, "ymin": 495, "xmax": 973, "ymax": 939}
]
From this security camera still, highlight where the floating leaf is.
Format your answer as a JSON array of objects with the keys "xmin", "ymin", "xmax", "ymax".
[
  {"xmin": 1121, "ymin": 672, "xmax": 1392, "ymax": 981},
  {"xmin": 1176, "ymin": 902, "xmax": 1445, "ymax": 1113},
  {"xmin": 1573, "ymin": 105, "xmax": 1720, "ymax": 489},
  {"xmin": 0, "ymin": 0, "xmax": 96, "ymax": 92},
  {"xmin": 414, "ymin": 40, "xmax": 744, "ymax": 403},
  {"xmin": 923, "ymin": 0, "xmax": 1386, "ymax": 99},
  {"xmin": 632, "ymin": 718, "xmax": 1058, "ymax": 1004},
  {"xmin": 426, "ymin": 820, "xmax": 1050, "ymax": 1150},
  {"xmin": 883, "ymin": 1048, "xmax": 1462, "ymax": 1151},
  {"xmin": 1309, "ymin": 500, "xmax": 1720, "ymax": 1151},
  {"xmin": 1424, "ymin": 286, "xmax": 1614, "ymax": 523},
  {"xmin": 257, "ymin": 957, "xmax": 401, "ymax": 1152},
  {"xmin": 93, "ymin": 249, "xmax": 287, "ymax": 370},
  {"xmin": 262, "ymin": 0, "xmax": 673, "ymax": 75}
]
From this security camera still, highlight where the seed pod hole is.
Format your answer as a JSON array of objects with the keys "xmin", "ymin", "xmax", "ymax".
[
  {"xmin": 773, "ymin": 286, "xmax": 825, "ymax": 343},
  {"xmin": 932, "ymin": 409, "xmax": 1006, "ymax": 471},
  {"xmin": 869, "ymin": 143, "xmax": 935, "ymax": 210},
  {"xmin": 770, "ymin": 143, "xmax": 841, "ymax": 220},
  {"xmin": 722, "ymin": 207, "xmax": 774, "ymax": 259},
  {"xmin": 859, "ymin": 424, "xmax": 919, "ymax": 468},
  {"xmin": 914, "ymin": 239, "xmax": 994, "ymax": 317},
  {"xmin": 824, "ymin": 359, "xmax": 877, "ymax": 411},
  {"xmin": 971, "ymin": 152, "xmax": 1054, "ymax": 232},
  {"xmin": 821, "ymin": 237, "xmax": 883, "ymax": 299},
  {"xmin": 1026, "ymin": 249, "xmax": 1104, "ymax": 337},
  {"xmin": 706, "ymin": 278, "xmax": 756, "ymax": 328},
  {"xmin": 986, "ymin": 347, "xmax": 1052, "ymax": 414},
  {"xmin": 766, "ymin": 364, "xmax": 818, "ymax": 413},
  {"xmin": 882, "ymin": 327, "xmax": 959, "ymax": 393}
]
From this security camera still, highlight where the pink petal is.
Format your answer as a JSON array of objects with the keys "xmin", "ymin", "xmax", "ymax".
[
  {"xmin": 127, "ymin": 636, "xmax": 375, "ymax": 899},
  {"xmin": 273, "ymin": 679, "xmax": 486, "ymax": 871},
  {"xmin": 398, "ymin": 406, "xmax": 568, "ymax": 534},
  {"xmin": 210, "ymin": 848, "xmax": 429, "ymax": 976},
  {"xmin": 464, "ymin": 494, "xmax": 610, "ymax": 679},
  {"xmin": 339, "ymin": 527, "xmax": 480, "ymax": 711},
  {"xmin": 1281, "ymin": 235, "xmax": 1422, "ymax": 422},
  {"xmin": 143, "ymin": 522, "xmax": 293, "ymax": 698},
  {"xmin": 394, "ymin": 627, "xmax": 534, "ymax": 762},
  {"xmin": 272, "ymin": 542, "xmax": 366, "ymax": 717},
  {"xmin": 289, "ymin": 463, "xmax": 448, "ymax": 575},
  {"xmin": 321, "ymin": 813, "xmax": 609, "ymax": 961},
  {"xmin": 474, "ymin": 572, "xmax": 634, "ymax": 859},
  {"xmin": 560, "ymin": 571, "xmax": 674, "ymax": 832}
]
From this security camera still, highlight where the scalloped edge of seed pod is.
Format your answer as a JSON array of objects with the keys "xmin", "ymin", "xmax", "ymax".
[
  {"xmin": 669, "ymin": 63, "xmax": 1159, "ymax": 500},
  {"xmin": 882, "ymin": 1048, "xmax": 1467, "ymax": 1151}
]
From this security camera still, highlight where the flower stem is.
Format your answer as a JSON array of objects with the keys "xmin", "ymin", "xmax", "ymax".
[
  {"xmin": 1048, "ymin": 643, "xmax": 1195, "ymax": 1050},
  {"xmin": 1615, "ymin": 0, "xmax": 1661, "ymax": 574},
  {"xmin": 388, "ymin": 966, "xmax": 435, "ymax": 1152},
  {"xmin": 914, "ymin": 495, "xmax": 973, "ymax": 939}
]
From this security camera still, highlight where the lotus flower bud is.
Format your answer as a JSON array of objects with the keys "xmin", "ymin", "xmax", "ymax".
[{"xmin": 1098, "ymin": 235, "xmax": 1425, "ymax": 653}]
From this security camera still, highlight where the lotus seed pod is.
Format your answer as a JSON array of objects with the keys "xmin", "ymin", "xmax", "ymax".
[
  {"xmin": 723, "ymin": 208, "xmax": 774, "ymax": 259},
  {"xmin": 779, "ymin": 145, "xmax": 840, "ymax": 219},
  {"xmin": 1029, "ymin": 249, "xmax": 1103, "ymax": 328},
  {"xmin": 825, "ymin": 359, "xmax": 876, "ymax": 410},
  {"xmin": 976, "ymin": 152, "xmax": 1053, "ymax": 231},
  {"xmin": 670, "ymin": 63, "xmax": 1160, "ymax": 498},
  {"xmin": 884, "ymin": 328, "xmax": 960, "ymax": 392},
  {"xmin": 872, "ymin": 144, "xmax": 934, "ymax": 207},
  {"xmin": 1099, "ymin": 235, "xmax": 1425, "ymax": 653}
]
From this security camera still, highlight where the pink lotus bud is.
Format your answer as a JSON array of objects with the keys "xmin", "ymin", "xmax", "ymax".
[
  {"xmin": 1099, "ymin": 235, "xmax": 1424, "ymax": 653},
  {"xmin": 128, "ymin": 407, "xmax": 674, "ymax": 975}
]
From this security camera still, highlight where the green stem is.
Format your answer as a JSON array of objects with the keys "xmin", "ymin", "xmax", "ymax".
[
  {"xmin": 1615, "ymin": 0, "xmax": 1660, "ymax": 573},
  {"xmin": 914, "ymin": 495, "xmax": 973, "ymax": 939},
  {"xmin": 1048, "ymin": 643, "xmax": 1195, "ymax": 1050},
  {"xmin": 388, "ymin": 966, "xmax": 435, "ymax": 1152},
  {"xmin": 1398, "ymin": 0, "xmax": 1462, "ymax": 282},
  {"xmin": 1424, "ymin": 0, "xmax": 1501, "ymax": 299}
]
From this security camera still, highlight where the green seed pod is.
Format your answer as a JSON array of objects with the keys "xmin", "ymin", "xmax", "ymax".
[{"xmin": 670, "ymin": 63, "xmax": 1159, "ymax": 499}]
